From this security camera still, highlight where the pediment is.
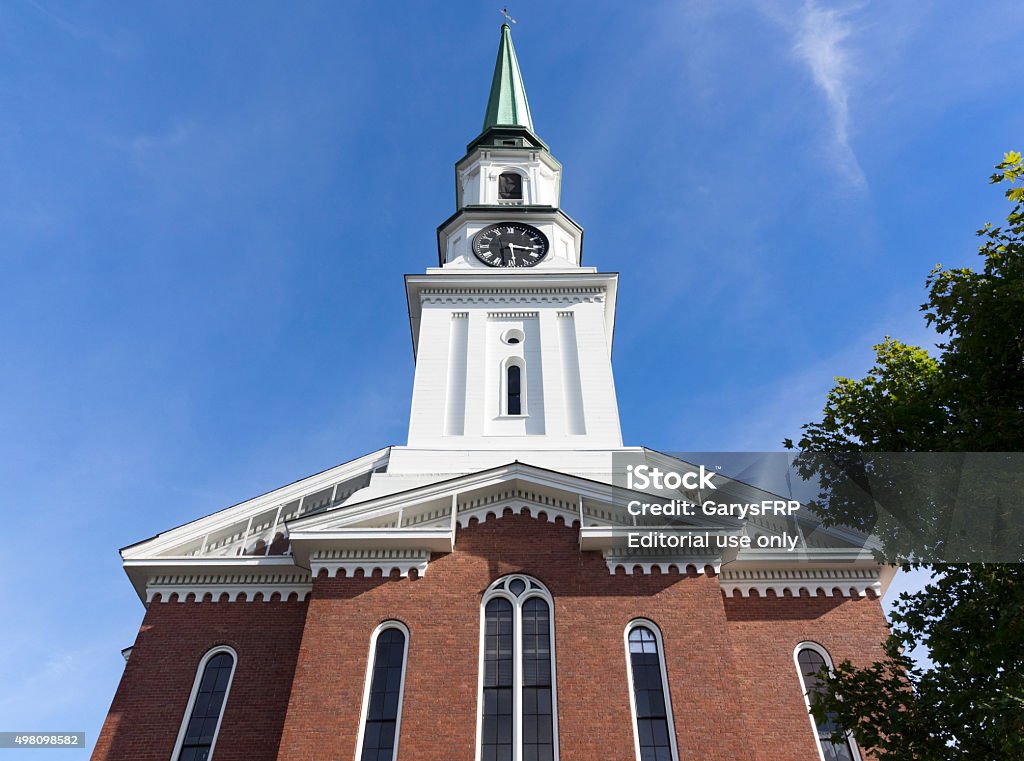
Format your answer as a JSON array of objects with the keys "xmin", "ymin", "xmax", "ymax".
[
  {"xmin": 285, "ymin": 461, "xmax": 753, "ymax": 575},
  {"xmin": 118, "ymin": 449, "xmax": 884, "ymax": 603},
  {"xmin": 286, "ymin": 460, "xmax": 740, "ymax": 533}
]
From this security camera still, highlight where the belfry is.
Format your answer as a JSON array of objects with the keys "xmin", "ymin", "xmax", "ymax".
[{"xmin": 95, "ymin": 24, "xmax": 889, "ymax": 761}]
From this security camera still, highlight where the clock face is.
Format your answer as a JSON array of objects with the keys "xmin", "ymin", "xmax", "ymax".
[{"xmin": 472, "ymin": 222, "xmax": 549, "ymax": 268}]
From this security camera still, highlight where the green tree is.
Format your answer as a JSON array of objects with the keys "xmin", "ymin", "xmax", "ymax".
[{"xmin": 785, "ymin": 153, "xmax": 1024, "ymax": 760}]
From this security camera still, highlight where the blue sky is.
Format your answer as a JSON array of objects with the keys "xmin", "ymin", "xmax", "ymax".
[{"xmin": 1, "ymin": 1, "xmax": 1020, "ymax": 754}]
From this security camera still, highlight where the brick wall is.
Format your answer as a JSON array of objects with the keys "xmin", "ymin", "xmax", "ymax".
[
  {"xmin": 95, "ymin": 511, "xmax": 889, "ymax": 761},
  {"xmin": 723, "ymin": 590, "xmax": 890, "ymax": 761},
  {"xmin": 277, "ymin": 511, "xmax": 887, "ymax": 760},
  {"xmin": 92, "ymin": 596, "xmax": 308, "ymax": 761}
]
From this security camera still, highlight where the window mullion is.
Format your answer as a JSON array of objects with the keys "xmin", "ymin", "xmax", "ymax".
[{"xmin": 513, "ymin": 597, "xmax": 523, "ymax": 761}]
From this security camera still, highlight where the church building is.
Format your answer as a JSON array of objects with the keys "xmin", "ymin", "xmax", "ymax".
[{"xmin": 94, "ymin": 24, "xmax": 891, "ymax": 761}]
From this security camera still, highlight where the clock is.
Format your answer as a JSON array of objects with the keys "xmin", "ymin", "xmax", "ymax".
[{"xmin": 472, "ymin": 222, "xmax": 549, "ymax": 268}]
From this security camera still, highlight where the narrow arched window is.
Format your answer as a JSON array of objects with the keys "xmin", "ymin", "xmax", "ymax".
[
  {"xmin": 482, "ymin": 598, "xmax": 514, "ymax": 761},
  {"xmin": 479, "ymin": 575, "xmax": 559, "ymax": 761},
  {"xmin": 625, "ymin": 622, "xmax": 679, "ymax": 761},
  {"xmin": 522, "ymin": 597, "xmax": 554, "ymax": 761},
  {"xmin": 498, "ymin": 171, "xmax": 523, "ymax": 200},
  {"xmin": 173, "ymin": 647, "xmax": 236, "ymax": 761},
  {"xmin": 357, "ymin": 623, "xmax": 409, "ymax": 761},
  {"xmin": 795, "ymin": 645, "xmax": 859, "ymax": 761},
  {"xmin": 507, "ymin": 365, "xmax": 522, "ymax": 415}
]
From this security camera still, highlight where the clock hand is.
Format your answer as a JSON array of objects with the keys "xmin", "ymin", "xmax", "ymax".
[{"xmin": 502, "ymin": 243, "xmax": 522, "ymax": 265}]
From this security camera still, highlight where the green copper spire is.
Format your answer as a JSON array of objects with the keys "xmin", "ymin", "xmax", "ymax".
[{"xmin": 483, "ymin": 23, "xmax": 534, "ymax": 131}]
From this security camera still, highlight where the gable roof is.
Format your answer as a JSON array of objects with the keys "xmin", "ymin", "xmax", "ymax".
[
  {"xmin": 120, "ymin": 446, "xmax": 392, "ymax": 561},
  {"xmin": 118, "ymin": 447, "xmax": 887, "ymax": 602}
]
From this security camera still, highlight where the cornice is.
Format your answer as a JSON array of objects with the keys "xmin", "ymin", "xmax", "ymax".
[
  {"xmin": 455, "ymin": 144, "xmax": 561, "ymax": 172},
  {"xmin": 602, "ymin": 551, "xmax": 722, "ymax": 577},
  {"xmin": 420, "ymin": 291, "xmax": 605, "ymax": 307},
  {"xmin": 455, "ymin": 492, "xmax": 581, "ymax": 529},
  {"xmin": 418, "ymin": 284, "xmax": 606, "ymax": 294},
  {"xmin": 288, "ymin": 528, "xmax": 453, "ymax": 569},
  {"xmin": 123, "ymin": 458, "xmax": 892, "ymax": 603},
  {"xmin": 125, "ymin": 556, "xmax": 309, "ymax": 604},
  {"xmin": 718, "ymin": 566, "xmax": 883, "ymax": 599},
  {"xmin": 437, "ymin": 205, "xmax": 583, "ymax": 236},
  {"xmin": 289, "ymin": 461, "xmax": 633, "ymax": 532},
  {"xmin": 405, "ymin": 274, "xmax": 619, "ymax": 358},
  {"xmin": 310, "ymin": 548, "xmax": 431, "ymax": 579},
  {"xmin": 147, "ymin": 571, "xmax": 312, "ymax": 604}
]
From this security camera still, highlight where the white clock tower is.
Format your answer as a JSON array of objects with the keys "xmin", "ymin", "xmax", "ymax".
[{"xmin": 403, "ymin": 23, "xmax": 623, "ymax": 459}]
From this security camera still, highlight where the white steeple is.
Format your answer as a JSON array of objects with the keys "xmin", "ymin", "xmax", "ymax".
[{"xmin": 403, "ymin": 25, "xmax": 622, "ymax": 452}]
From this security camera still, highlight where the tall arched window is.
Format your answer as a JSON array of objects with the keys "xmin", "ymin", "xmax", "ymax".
[
  {"xmin": 479, "ymin": 575, "xmax": 558, "ymax": 761},
  {"xmin": 624, "ymin": 621, "xmax": 679, "ymax": 761},
  {"xmin": 794, "ymin": 643, "xmax": 860, "ymax": 761},
  {"xmin": 498, "ymin": 171, "xmax": 523, "ymax": 200},
  {"xmin": 356, "ymin": 622, "xmax": 410, "ymax": 761},
  {"xmin": 507, "ymin": 365, "xmax": 522, "ymax": 415},
  {"xmin": 172, "ymin": 646, "xmax": 237, "ymax": 761}
]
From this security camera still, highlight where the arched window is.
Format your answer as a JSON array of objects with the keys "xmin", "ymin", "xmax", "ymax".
[
  {"xmin": 498, "ymin": 171, "xmax": 523, "ymax": 200},
  {"xmin": 794, "ymin": 643, "xmax": 860, "ymax": 761},
  {"xmin": 172, "ymin": 646, "xmax": 237, "ymax": 761},
  {"xmin": 479, "ymin": 575, "xmax": 558, "ymax": 761},
  {"xmin": 356, "ymin": 622, "xmax": 410, "ymax": 761},
  {"xmin": 624, "ymin": 621, "xmax": 679, "ymax": 761},
  {"xmin": 507, "ymin": 365, "xmax": 522, "ymax": 415}
]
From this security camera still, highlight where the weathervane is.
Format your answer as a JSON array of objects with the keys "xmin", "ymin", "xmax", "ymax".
[{"xmin": 500, "ymin": 7, "xmax": 517, "ymax": 24}]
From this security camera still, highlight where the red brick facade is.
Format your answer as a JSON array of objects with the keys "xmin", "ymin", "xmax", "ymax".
[
  {"xmin": 92, "ymin": 597, "xmax": 308, "ymax": 761},
  {"xmin": 94, "ymin": 511, "xmax": 888, "ymax": 761}
]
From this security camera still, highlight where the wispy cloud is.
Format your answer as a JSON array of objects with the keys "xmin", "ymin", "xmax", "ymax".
[
  {"xmin": 790, "ymin": 1, "xmax": 866, "ymax": 188},
  {"xmin": 21, "ymin": 0, "xmax": 84, "ymax": 38},
  {"xmin": 20, "ymin": 0, "xmax": 139, "ymax": 58}
]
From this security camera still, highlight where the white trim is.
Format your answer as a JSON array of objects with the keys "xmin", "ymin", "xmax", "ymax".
[
  {"xmin": 287, "ymin": 461, "xmax": 634, "ymax": 532},
  {"xmin": 456, "ymin": 496, "xmax": 580, "ymax": 529},
  {"xmin": 623, "ymin": 619, "xmax": 680, "ymax": 761},
  {"xmin": 792, "ymin": 641, "xmax": 862, "ymax": 761},
  {"xmin": 125, "ymin": 556, "xmax": 308, "ymax": 603},
  {"xmin": 501, "ymin": 356, "xmax": 528, "ymax": 418},
  {"xmin": 475, "ymin": 575, "xmax": 560, "ymax": 761},
  {"xmin": 121, "ymin": 447, "xmax": 390, "ymax": 561},
  {"xmin": 720, "ymin": 568, "xmax": 882, "ymax": 599},
  {"xmin": 406, "ymin": 272, "xmax": 618, "ymax": 358},
  {"xmin": 308, "ymin": 548, "xmax": 432, "ymax": 580},
  {"xmin": 501, "ymin": 327, "xmax": 526, "ymax": 345},
  {"xmin": 146, "ymin": 574, "xmax": 312, "ymax": 604},
  {"xmin": 354, "ymin": 621, "xmax": 410, "ymax": 761},
  {"xmin": 603, "ymin": 556, "xmax": 720, "ymax": 577},
  {"xmin": 169, "ymin": 645, "xmax": 238, "ymax": 761}
]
